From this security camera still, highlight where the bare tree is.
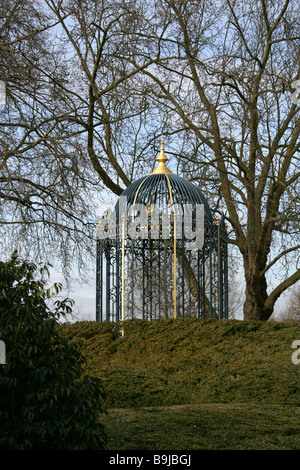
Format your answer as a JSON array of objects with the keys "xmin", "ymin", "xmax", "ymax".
[
  {"xmin": 0, "ymin": 0, "xmax": 158, "ymax": 277},
  {"xmin": 129, "ymin": 0, "xmax": 300, "ymax": 320},
  {"xmin": 1, "ymin": 0, "xmax": 299, "ymax": 320},
  {"xmin": 0, "ymin": 0, "xmax": 98, "ymax": 277}
]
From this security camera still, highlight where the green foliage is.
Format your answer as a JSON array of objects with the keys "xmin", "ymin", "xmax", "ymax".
[
  {"xmin": 0, "ymin": 254, "xmax": 107, "ymax": 450},
  {"xmin": 59, "ymin": 317, "xmax": 300, "ymax": 409}
]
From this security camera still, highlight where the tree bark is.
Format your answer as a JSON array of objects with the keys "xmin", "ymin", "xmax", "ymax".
[{"xmin": 243, "ymin": 261, "xmax": 270, "ymax": 321}]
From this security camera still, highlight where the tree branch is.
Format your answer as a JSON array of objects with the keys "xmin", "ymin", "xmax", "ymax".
[
  {"xmin": 261, "ymin": 245, "xmax": 300, "ymax": 275},
  {"xmin": 264, "ymin": 269, "xmax": 300, "ymax": 313}
]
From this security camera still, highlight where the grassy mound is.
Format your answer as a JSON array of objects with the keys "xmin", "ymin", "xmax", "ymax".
[{"xmin": 59, "ymin": 318, "xmax": 300, "ymax": 409}]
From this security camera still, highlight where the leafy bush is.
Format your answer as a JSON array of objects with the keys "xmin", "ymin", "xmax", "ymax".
[{"xmin": 0, "ymin": 253, "xmax": 107, "ymax": 450}]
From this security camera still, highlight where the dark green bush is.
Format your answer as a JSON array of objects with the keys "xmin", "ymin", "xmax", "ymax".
[{"xmin": 0, "ymin": 253, "xmax": 107, "ymax": 450}]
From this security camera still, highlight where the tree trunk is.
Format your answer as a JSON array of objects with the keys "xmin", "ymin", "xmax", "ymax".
[{"xmin": 243, "ymin": 260, "xmax": 272, "ymax": 321}]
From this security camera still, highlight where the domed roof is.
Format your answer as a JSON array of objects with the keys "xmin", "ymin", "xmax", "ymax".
[{"xmin": 115, "ymin": 136, "xmax": 213, "ymax": 222}]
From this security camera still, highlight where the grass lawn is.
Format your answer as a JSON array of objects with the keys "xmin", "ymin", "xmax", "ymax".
[
  {"xmin": 60, "ymin": 318, "xmax": 300, "ymax": 450},
  {"xmin": 102, "ymin": 403, "xmax": 300, "ymax": 450}
]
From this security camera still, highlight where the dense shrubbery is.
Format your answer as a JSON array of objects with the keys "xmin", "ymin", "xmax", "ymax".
[{"xmin": 0, "ymin": 254, "xmax": 107, "ymax": 450}]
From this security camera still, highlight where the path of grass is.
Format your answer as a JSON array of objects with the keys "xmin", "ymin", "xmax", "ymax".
[{"xmin": 102, "ymin": 403, "xmax": 300, "ymax": 450}]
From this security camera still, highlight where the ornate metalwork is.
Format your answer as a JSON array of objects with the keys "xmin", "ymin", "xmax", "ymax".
[{"xmin": 96, "ymin": 138, "xmax": 228, "ymax": 323}]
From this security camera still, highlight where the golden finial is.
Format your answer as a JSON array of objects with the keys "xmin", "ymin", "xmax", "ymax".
[{"xmin": 150, "ymin": 134, "xmax": 173, "ymax": 175}]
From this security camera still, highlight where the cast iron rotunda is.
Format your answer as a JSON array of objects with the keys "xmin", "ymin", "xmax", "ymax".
[{"xmin": 96, "ymin": 137, "xmax": 228, "ymax": 325}]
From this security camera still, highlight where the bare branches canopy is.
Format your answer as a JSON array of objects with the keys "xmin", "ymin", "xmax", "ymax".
[{"xmin": 0, "ymin": 0, "xmax": 299, "ymax": 319}]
